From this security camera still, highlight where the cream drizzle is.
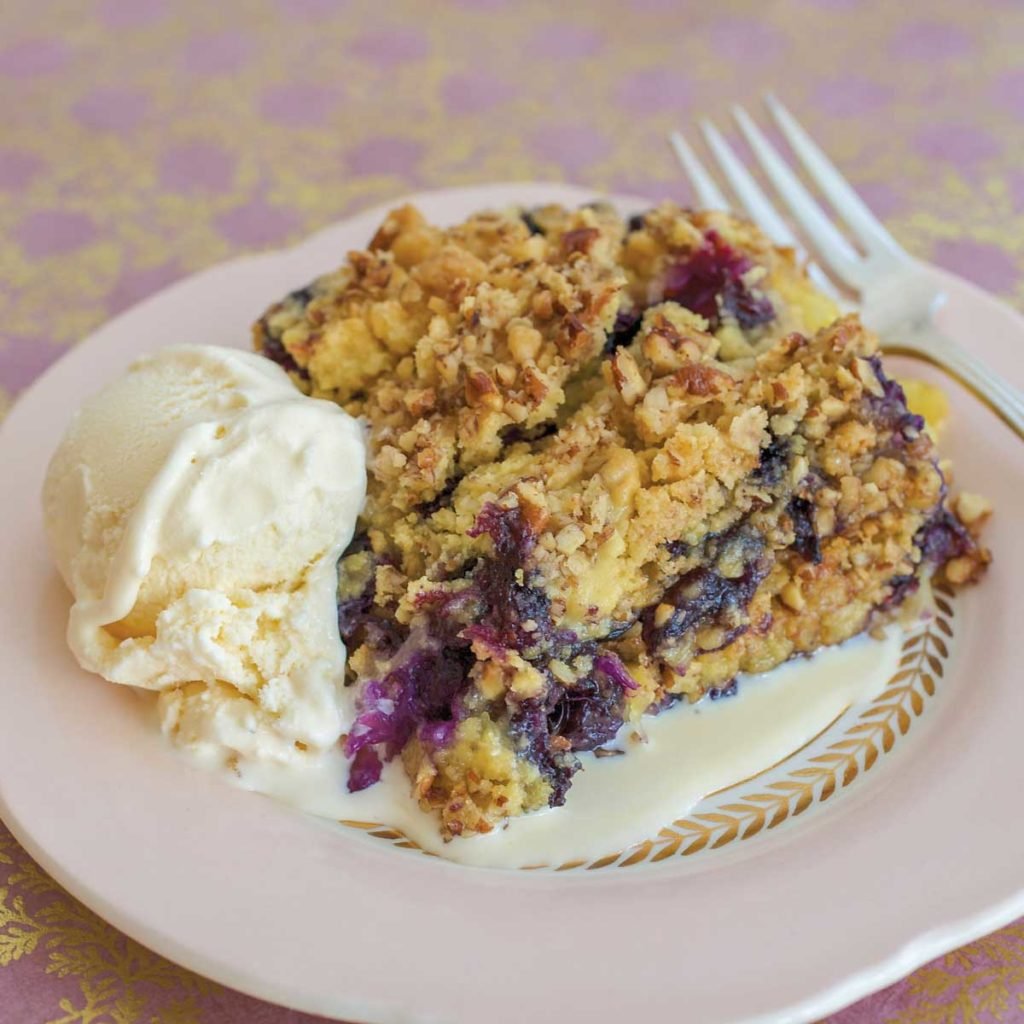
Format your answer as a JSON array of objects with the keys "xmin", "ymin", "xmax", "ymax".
[{"xmin": 198, "ymin": 627, "xmax": 903, "ymax": 869}]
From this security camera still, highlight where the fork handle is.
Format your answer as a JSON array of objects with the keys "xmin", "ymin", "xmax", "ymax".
[{"xmin": 883, "ymin": 324, "xmax": 1024, "ymax": 442}]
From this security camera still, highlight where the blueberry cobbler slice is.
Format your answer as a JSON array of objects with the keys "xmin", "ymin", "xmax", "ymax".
[{"xmin": 255, "ymin": 201, "xmax": 990, "ymax": 839}]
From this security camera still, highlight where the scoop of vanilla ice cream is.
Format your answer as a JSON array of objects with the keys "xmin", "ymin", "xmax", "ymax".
[{"xmin": 42, "ymin": 345, "xmax": 366, "ymax": 765}]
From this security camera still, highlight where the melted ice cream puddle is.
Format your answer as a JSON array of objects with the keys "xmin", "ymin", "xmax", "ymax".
[{"xmin": 202, "ymin": 626, "xmax": 903, "ymax": 869}]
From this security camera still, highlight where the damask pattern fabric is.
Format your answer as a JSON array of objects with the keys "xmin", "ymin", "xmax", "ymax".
[{"xmin": 1, "ymin": 0, "xmax": 1022, "ymax": 1020}]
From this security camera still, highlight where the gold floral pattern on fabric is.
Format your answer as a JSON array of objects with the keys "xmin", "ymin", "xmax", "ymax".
[
  {"xmin": 0, "ymin": 829, "xmax": 218, "ymax": 1023},
  {"xmin": 1, "ymin": 0, "xmax": 1022, "ymax": 1020}
]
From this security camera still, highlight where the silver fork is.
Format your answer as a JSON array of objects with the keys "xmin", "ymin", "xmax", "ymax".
[{"xmin": 668, "ymin": 96, "xmax": 1024, "ymax": 439}]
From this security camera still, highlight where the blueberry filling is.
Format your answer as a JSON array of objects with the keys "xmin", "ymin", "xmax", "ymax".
[
  {"xmin": 337, "ymin": 538, "xmax": 403, "ymax": 658},
  {"xmin": 343, "ymin": 640, "xmax": 474, "ymax": 792},
  {"xmin": 880, "ymin": 573, "xmax": 919, "ymax": 611},
  {"xmin": 664, "ymin": 539, "xmax": 693, "ymax": 559},
  {"xmin": 258, "ymin": 331, "xmax": 310, "ymax": 381},
  {"xmin": 642, "ymin": 555, "xmax": 769, "ymax": 654},
  {"xmin": 646, "ymin": 690, "xmax": 685, "ymax": 715},
  {"xmin": 467, "ymin": 503, "xmax": 559, "ymax": 653},
  {"xmin": 509, "ymin": 661, "xmax": 630, "ymax": 806},
  {"xmin": 520, "ymin": 210, "xmax": 544, "ymax": 236},
  {"xmin": 593, "ymin": 653, "xmax": 638, "ymax": 692},
  {"xmin": 347, "ymin": 746, "xmax": 383, "ymax": 791},
  {"xmin": 787, "ymin": 496, "xmax": 822, "ymax": 564},
  {"xmin": 604, "ymin": 308, "xmax": 643, "ymax": 354},
  {"xmin": 663, "ymin": 231, "xmax": 775, "ymax": 331},
  {"xmin": 508, "ymin": 697, "xmax": 574, "ymax": 805},
  {"xmin": 864, "ymin": 355, "xmax": 926, "ymax": 444},
  {"xmin": 860, "ymin": 506, "xmax": 974, "ymax": 643},
  {"xmin": 499, "ymin": 421, "xmax": 559, "ymax": 447},
  {"xmin": 627, "ymin": 211, "xmax": 649, "ymax": 232},
  {"xmin": 548, "ymin": 673, "xmax": 625, "ymax": 750},
  {"xmin": 708, "ymin": 679, "xmax": 739, "ymax": 700},
  {"xmin": 414, "ymin": 475, "xmax": 461, "ymax": 517},
  {"xmin": 752, "ymin": 434, "xmax": 791, "ymax": 488},
  {"xmin": 285, "ymin": 284, "xmax": 316, "ymax": 308},
  {"xmin": 916, "ymin": 507, "xmax": 974, "ymax": 565},
  {"xmin": 255, "ymin": 283, "xmax": 317, "ymax": 381},
  {"xmin": 339, "ymin": 502, "xmax": 649, "ymax": 802},
  {"xmin": 336, "ymin": 570, "xmax": 376, "ymax": 646}
]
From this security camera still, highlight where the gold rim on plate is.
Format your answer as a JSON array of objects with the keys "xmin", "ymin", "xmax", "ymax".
[{"xmin": 341, "ymin": 583, "xmax": 956, "ymax": 871}]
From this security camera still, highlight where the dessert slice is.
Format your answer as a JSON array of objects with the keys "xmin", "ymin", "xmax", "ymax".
[{"xmin": 256, "ymin": 202, "xmax": 989, "ymax": 839}]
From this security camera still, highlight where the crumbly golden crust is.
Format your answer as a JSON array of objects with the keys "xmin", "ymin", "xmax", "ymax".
[
  {"xmin": 256, "ymin": 203, "xmax": 626, "ymax": 525},
  {"xmin": 256, "ymin": 201, "xmax": 989, "ymax": 840}
]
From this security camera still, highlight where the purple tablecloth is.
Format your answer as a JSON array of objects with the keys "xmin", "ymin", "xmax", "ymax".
[{"xmin": 2, "ymin": 0, "xmax": 1023, "ymax": 1020}]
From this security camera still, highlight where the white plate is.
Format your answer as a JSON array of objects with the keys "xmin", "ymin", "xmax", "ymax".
[{"xmin": 1, "ymin": 183, "xmax": 1022, "ymax": 1024}]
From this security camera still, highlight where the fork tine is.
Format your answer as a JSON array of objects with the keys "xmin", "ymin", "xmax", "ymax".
[
  {"xmin": 732, "ymin": 104, "xmax": 865, "ymax": 289},
  {"xmin": 699, "ymin": 119, "xmax": 798, "ymax": 248},
  {"xmin": 668, "ymin": 130, "xmax": 731, "ymax": 211},
  {"xmin": 765, "ymin": 94, "xmax": 903, "ymax": 259},
  {"xmin": 699, "ymin": 119, "xmax": 842, "ymax": 301}
]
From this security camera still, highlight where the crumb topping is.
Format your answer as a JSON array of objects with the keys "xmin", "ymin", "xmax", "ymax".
[{"xmin": 255, "ymin": 201, "xmax": 990, "ymax": 839}]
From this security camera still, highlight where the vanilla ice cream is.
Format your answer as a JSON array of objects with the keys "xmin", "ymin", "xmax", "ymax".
[{"xmin": 42, "ymin": 345, "xmax": 366, "ymax": 766}]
